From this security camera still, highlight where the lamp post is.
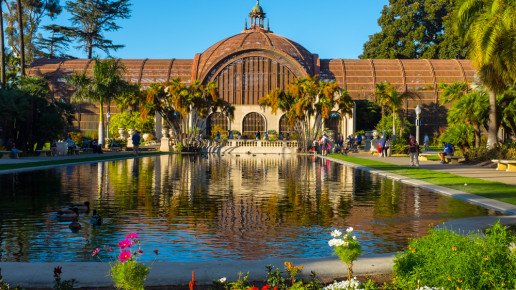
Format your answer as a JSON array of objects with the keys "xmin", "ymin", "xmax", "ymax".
[
  {"xmin": 106, "ymin": 112, "xmax": 111, "ymax": 143},
  {"xmin": 415, "ymin": 105, "xmax": 421, "ymax": 145}
]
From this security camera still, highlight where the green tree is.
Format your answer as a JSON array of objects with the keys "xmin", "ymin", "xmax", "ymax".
[
  {"xmin": 66, "ymin": 58, "xmax": 130, "ymax": 146},
  {"xmin": 259, "ymin": 77, "xmax": 353, "ymax": 151},
  {"xmin": 2, "ymin": 0, "xmax": 61, "ymax": 63},
  {"xmin": 59, "ymin": 0, "xmax": 131, "ymax": 58},
  {"xmin": 373, "ymin": 82, "xmax": 419, "ymax": 140},
  {"xmin": 447, "ymin": 90, "xmax": 489, "ymax": 147},
  {"xmin": 361, "ymin": 0, "xmax": 468, "ymax": 59},
  {"xmin": 456, "ymin": 0, "xmax": 516, "ymax": 147},
  {"xmin": 499, "ymin": 87, "xmax": 516, "ymax": 140},
  {"xmin": 438, "ymin": 81, "xmax": 468, "ymax": 105},
  {"xmin": 34, "ymin": 24, "xmax": 75, "ymax": 59}
]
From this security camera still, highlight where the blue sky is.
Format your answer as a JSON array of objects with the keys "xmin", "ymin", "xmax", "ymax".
[{"xmin": 43, "ymin": 0, "xmax": 387, "ymax": 60}]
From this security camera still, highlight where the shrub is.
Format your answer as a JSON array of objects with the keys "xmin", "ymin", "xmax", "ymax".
[
  {"xmin": 464, "ymin": 143, "xmax": 516, "ymax": 161},
  {"xmin": 109, "ymin": 111, "xmax": 154, "ymax": 137},
  {"xmin": 390, "ymin": 138, "xmax": 408, "ymax": 154},
  {"xmin": 392, "ymin": 221, "xmax": 516, "ymax": 289}
]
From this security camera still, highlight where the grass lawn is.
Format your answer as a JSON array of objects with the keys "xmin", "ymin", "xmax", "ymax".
[
  {"xmin": 0, "ymin": 151, "xmax": 167, "ymax": 171},
  {"xmin": 329, "ymin": 154, "xmax": 516, "ymax": 206}
]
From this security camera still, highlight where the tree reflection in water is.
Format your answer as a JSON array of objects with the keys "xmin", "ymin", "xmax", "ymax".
[{"xmin": 0, "ymin": 155, "xmax": 499, "ymax": 262}]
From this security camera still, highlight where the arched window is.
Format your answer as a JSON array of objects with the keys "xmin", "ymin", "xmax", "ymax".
[
  {"xmin": 279, "ymin": 114, "xmax": 294, "ymax": 135},
  {"xmin": 325, "ymin": 112, "xmax": 342, "ymax": 134},
  {"xmin": 206, "ymin": 112, "xmax": 228, "ymax": 137},
  {"xmin": 242, "ymin": 112, "xmax": 265, "ymax": 138}
]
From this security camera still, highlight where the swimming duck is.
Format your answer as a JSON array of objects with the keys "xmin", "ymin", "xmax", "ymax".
[
  {"xmin": 56, "ymin": 207, "xmax": 80, "ymax": 221},
  {"xmin": 69, "ymin": 217, "xmax": 81, "ymax": 232},
  {"xmin": 69, "ymin": 201, "xmax": 90, "ymax": 213},
  {"xmin": 90, "ymin": 209, "xmax": 103, "ymax": 226}
]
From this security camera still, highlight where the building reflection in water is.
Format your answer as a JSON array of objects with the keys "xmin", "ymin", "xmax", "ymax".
[{"xmin": 0, "ymin": 155, "xmax": 499, "ymax": 262}]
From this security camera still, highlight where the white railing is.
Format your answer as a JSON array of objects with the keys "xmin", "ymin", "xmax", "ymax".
[{"xmin": 226, "ymin": 140, "xmax": 298, "ymax": 148}]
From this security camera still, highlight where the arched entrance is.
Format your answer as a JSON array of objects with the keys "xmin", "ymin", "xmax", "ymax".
[
  {"xmin": 206, "ymin": 112, "xmax": 228, "ymax": 138},
  {"xmin": 325, "ymin": 112, "xmax": 342, "ymax": 135},
  {"xmin": 279, "ymin": 114, "xmax": 294, "ymax": 136},
  {"xmin": 242, "ymin": 112, "xmax": 265, "ymax": 138}
]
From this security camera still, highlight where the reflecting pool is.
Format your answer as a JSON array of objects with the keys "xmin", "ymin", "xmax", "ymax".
[{"xmin": 0, "ymin": 155, "xmax": 500, "ymax": 262}]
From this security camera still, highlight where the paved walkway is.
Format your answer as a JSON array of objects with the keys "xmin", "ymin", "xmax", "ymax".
[{"xmin": 1, "ymin": 150, "xmax": 516, "ymax": 288}]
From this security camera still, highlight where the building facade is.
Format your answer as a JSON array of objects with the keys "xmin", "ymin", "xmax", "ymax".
[{"xmin": 28, "ymin": 1, "xmax": 476, "ymax": 139}]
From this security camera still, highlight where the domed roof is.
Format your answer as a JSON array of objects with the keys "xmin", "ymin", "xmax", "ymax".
[
  {"xmin": 197, "ymin": 29, "xmax": 315, "ymax": 81},
  {"xmin": 252, "ymin": 2, "xmax": 263, "ymax": 13}
]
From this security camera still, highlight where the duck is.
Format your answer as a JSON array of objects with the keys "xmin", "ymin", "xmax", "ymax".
[
  {"xmin": 56, "ymin": 207, "xmax": 80, "ymax": 221},
  {"xmin": 68, "ymin": 201, "xmax": 90, "ymax": 213},
  {"xmin": 90, "ymin": 209, "xmax": 103, "ymax": 226},
  {"xmin": 69, "ymin": 217, "xmax": 82, "ymax": 232}
]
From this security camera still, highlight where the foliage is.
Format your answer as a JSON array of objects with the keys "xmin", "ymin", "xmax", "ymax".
[
  {"xmin": 268, "ymin": 129, "xmax": 278, "ymax": 135},
  {"xmin": 355, "ymin": 100, "xmax": 381, "ymax": 132},
  {"xmin": 284, "ymin": 262, "xmax": 304, "ymax": 286},
  {"xmin": 0, "ymin": 76, "xmax": 75, "ymax": 152},
  {"xmin": 464, "ymin": 143, "xmax": 516, "ymax": 161},
  {"xmin": 106, "ymin": 137, "xmax": 127, "ymax": 148},
  {"xmin": 210, "ymin": 125, "xmax": 227, "ymax": 139},
  {"xmin": 92, "ymin": 233, "xmax": 157, "ymax": 290},
  {"xmin": 375, "ymin": 114, "xmax": 411, "ymax": 140},
  {"xmin": 56, "ymin": 0, "xmax": 132, "ymax": 58},
  {"xmin": 175, "ymin": 142, "xmax": 183, "ymax": 152},
  {"xmin": 108, "ymin": 111, "xmax": 154, "ymax": 137},
  {"xmin": 68, "ymin": 132, "xmax": 84, "ymax": 148},
  {"xmin": 3, "ymin": 0, "xmax": 62, "ymax": 62},
  {"xmin": 228, "ymin": 272, "xmax": 251, "ymax": 290},
  {"xmin": 360, "ymin": 0, "xmax": 468, "ymax": 59},
  {"xmin": 35, "ymin": 24, "xmax": 75, "ymax": 59},
  {"xmin": 140, "ymin": 80, "xmax": 234, "ymax": 142},
  {"xmin": 52, "ymin": 266, "xmax": 75, "ymax": 290},
  {"xmin": 328, "ymin": 228, "xmax": 362, "ymax": 281},
  {"xmin": 455, "ymin": 0, "xmax": 516, "ymax": 147},
  {"xmin": 66, "ymin": 58, "xmax": 132, "ymax": 146},
  {"xmin": 390, "ymin": 138, "xmax": 409, "ymax": 155},
  {"xmin": 393, "ymin": 221, "xmax": 516, "ymax": 289},
  {"xmin": 438, "ymin": 123, "xmax": 474, "ymax": 155},
  {"xmin": 259, "ymin": 77, "xmax": 353, "ymax": 152}
]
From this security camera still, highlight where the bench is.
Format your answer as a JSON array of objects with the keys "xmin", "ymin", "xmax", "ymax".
[
  {"xmin": 444, "ymin": 156, "xmax": 464, "ymax": 164},
  {"xmin": 0, "ymin": 150, "xmax": 11, "ymax": 159},
  {"xmin": 36, "ymin": 149, "xmax": 53, "ymax": 157},
  {"xmin": 418, "ymin": 153, "xmax": 437, "ymax": 161},
  {"xmin": 492, "ymin": 159, "xmax": 516, "ymax": 172},
  {"xmin": 0, "ymin": 150, "xmax": 21, "ymax": 159}
]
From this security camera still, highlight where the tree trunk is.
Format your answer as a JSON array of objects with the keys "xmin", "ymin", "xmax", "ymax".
[
  {"xmin": 0, "ymin": 1, "xmax": 6, "ymax": 89},
  {"xmin": 16, "ymin": 0, "xmax": 25, "ymax": 76},
  {"xmin": 473, "ymin": 123, "xmax": 481, "ymax": 148},
  {"xmin": 392, "ymin": 112, "xmax": 397, "ymax": 141},
  {"xmin": 486, "ymin": 89, "xmax": 498, "ymax": 148}
]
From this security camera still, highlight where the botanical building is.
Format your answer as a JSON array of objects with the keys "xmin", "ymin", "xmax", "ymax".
[{"xmin": 28, "ymin": 1, "xmax": 475, "ymax": 138}]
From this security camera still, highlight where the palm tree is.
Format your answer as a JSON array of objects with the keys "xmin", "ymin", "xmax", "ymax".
[
  {"xmin": 447, "ymin": 90, "xmax": 489, "ymax": 147},
  {"xmin": 0, "ymin": 0, "xmax": 6, "ymax": 88},
  {"xmin": 456, "ymin": 0, "xmax": 516, "ymax": 147},
  {"xmin": 374, "ymin": 82, "xmax": 418, "ymax": 140},
  {"xmin": 438, "ymin": 82, "xmax": 468, "ymax": 105},
  {"xmin": 66, "ymin": 58, "xmax": 128, "ymax": 146},
  {"xmin": 16, "ymin": 0, "xmax": 24, "ymax": 75}
]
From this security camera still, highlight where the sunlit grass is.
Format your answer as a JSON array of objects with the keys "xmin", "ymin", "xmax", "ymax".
[{"xmin": 329, "ymin": 154, "xmax": 516, "ymax": 205}]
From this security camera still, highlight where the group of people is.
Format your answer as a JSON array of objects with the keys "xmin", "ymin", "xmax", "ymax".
[{"xmin": 312, "ymin": 133, "xmax": 331, "ymax": 156}]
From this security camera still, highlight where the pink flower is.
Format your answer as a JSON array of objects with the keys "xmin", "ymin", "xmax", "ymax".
[
  {"xmin": 92, "ymin": 248, "xmax": 100, "ymax": 256},
  {"xmin": 138, "ymin": 250, "xmax": 143, "ymax": 254},
  {"xmin": 126, "ymin": 233, "xmax": 139, "ymax": 239},
  {"xmin": 153, "ymin": 249, "xmax": 159, "ymax": 255},
  {"xmin": 109, "ymin": 247, "xmax": 113, "ymax": 252},
  {"xmin": 118, "ymin": 239, "xmax": 133, "ymax": 250},
  {"xmin": 119, "ymin": 250, "xmax": 131, "ymax": 263}
]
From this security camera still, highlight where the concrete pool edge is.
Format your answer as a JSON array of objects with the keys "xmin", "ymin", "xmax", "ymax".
[{"xmin": 0, "ymin": 254, "xmax": 396, "ymax": 288}]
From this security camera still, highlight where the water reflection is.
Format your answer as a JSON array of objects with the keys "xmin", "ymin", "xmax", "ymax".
[{"xmin": 0, "ymin": 155, "xmax": 499, "ymax": 262}]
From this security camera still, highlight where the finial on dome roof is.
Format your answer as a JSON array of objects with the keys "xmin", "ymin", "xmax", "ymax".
[{"xmin": 249, "ymin": 0, "xmax": 266, "ymax": 29}]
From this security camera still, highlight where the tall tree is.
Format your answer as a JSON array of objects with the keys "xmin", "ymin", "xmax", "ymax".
[
  {"xmin": 16, "ymin": 0, "xmax": 24, "ymax": 75},
  {"xmin": 66, "ymin": 58, "xmax": 130, "ymax": 146},
  {"xmin": 3, "ymin": 0, "xmax": 61, "ymax": 62},
  {"xmin": 456, "ymin": 0, "xmax": 516, "ymax": 147},
  {"xmin": 259, "ymin": 77, "xmax": 353, "ymax": 151},
  {"xmin": 34, "ymin": 24, "xmax": 75, "ymax": 59},
  {"xmin": 0, "ymin": 1, "xmax": 6, "ymax": 88},
  {"xmin": 60, "ymin": 0, "xmax": 131, "ymax": 59},
  {"xmin": 361, "ymin": 0, "xmax": 468, "ymax": 59},
  {"xmin": 373, "ymin": 82, "xmax": 419, "ymax": 140}
]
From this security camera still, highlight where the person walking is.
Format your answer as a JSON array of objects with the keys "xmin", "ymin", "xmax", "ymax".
[
  {"xmin": 132, "ymin": 131, "xmax": 141, "ymax": 156},
  {"xmin": 65, "ymin": 135, "xmax": 75, "ymax": 155},
  {"xmin": 423, "ymin": 134, "xmax": 430, "ymax": 151},
  {"xmin": 383, "ymin": 138, "xmax": 390, "ymax": 157},
  {"xmin": 408, "ymin": 135, "xmax": 420, "ymax": 167},
  {"xmin": 356, "ymin": 133, "xmax": 362, "ymax": 150},
  {"xmin": 379, "ymin": 136, "xmax": 387, "ymax": 157}
]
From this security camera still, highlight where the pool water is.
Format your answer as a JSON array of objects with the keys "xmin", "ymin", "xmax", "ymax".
[{"xmin": 0, "ymin": 154, "xmax": 499, "ymax": 262}]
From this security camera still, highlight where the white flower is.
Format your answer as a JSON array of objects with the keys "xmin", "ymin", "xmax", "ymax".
[
  {"xmin": 346, "ymin": 227, "xmax": 354, "ymax": 233},
  {"xmin": 219, "ymin": 277, "xmax": 226, "ymax": 283},
  {"xmin": 352, "ymin": 235, "xmax": 357, "ymax": 240},
  {"xmin": 331, "ymin": 229, "xmax": 342, "ymax": 237},
  {"xmin": 322, "ymin": 277, "xmax": 362, "ymax": 290}
]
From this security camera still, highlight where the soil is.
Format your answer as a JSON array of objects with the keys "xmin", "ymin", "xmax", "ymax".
[{"xmin": 16, "ymin": 274, "xmax": 394, "ymax": 290}]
